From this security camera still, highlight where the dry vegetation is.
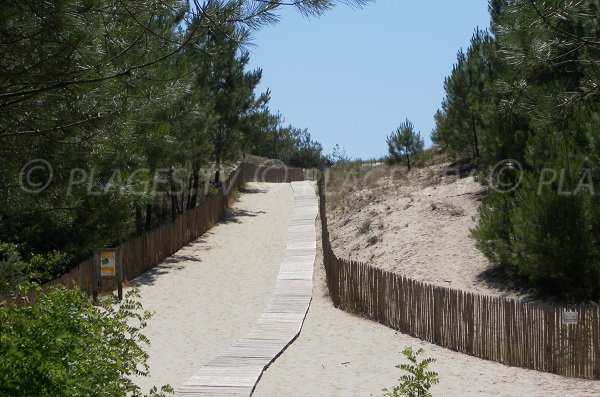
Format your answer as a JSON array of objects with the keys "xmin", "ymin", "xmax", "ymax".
[{"xmin": 324, "ymin": 157, "xmax": 530, "ymax": 299}]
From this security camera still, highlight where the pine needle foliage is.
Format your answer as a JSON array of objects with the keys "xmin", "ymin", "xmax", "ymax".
[
  {"xmin": 0, "ymin": 0, "xmax": 370, "ymax": 281},
  {"xmin": 433, "ymin": 0, "xmax": 600, "ymax": 299},
  {"xmin": 387, "ymin": 119, "xmax": 424, "ymax": 171}
]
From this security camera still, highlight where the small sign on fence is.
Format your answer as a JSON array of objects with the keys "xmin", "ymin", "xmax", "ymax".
[
  {"xmin": 99, "ymin": 251, "xmax": 116, "ymax": 277},
  {"xmin": 93, "ymin": 248, "xmax": 123, "ymax": 301},
  {"xmin": 562, "ymin": 311, "xmax": 579, "ymax": 325}
]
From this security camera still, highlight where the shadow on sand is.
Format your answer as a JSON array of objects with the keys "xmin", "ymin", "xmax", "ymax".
[
  {"xmin": 239, "ymin": 187, "xmax": 268, "ymax": 194},
  {"xmin": 129, "ymin": 262, "xmax": 187, "ymax": 287},
  {"xmin": 222, "ymin": 208, "xmax": 266, "ymax": 224},
  {"xmin": 129, "ymin": 207, "xmax": 268, "ymax": 287},
  {"xmin": 475, "ymin": 266, "xmax": 539, "ymax": 300},
  {"xmin": 129, "ymin": 240, "xmax": 208, "ymax": 287}
]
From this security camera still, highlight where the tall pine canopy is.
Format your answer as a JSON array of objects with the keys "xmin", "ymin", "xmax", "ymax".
[
  {"xmin": 433, "ymin": 0, "xmax": 600, "ymax": 300},
  {"xmin": 0, "ymin": 0, "xmax": 372, "ymax": 284}
]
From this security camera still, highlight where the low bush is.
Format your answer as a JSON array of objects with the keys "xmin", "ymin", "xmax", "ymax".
[
  {"xmin": 357, "ymin": 219, "xmax": 371, "ymax": 235},
  {"xmin": 25, "ymin": 250, "xmax": 72, "ymax": 284},
  {"xmin": 367, "ymin": 235, "xmax": 379, "ymax": 246},
  {"xmin": 0, "ymin": 285, "xmax": 172, "ymax": 397},
  {"xmin": 474, "ymin": 160, "xmax": 600, "ymax": 300},
  {"xmin": 0, "ymin": 243, "xmax": 27, "ymax": 293},
  {"xmin": 383, "ymin": 347, "xmax": 439, "ymax": 397}
]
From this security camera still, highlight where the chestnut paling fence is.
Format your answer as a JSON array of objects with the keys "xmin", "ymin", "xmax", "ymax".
[
  {"xmin": 43, "ymin": 163, "xmax": 305, "ymax": 294},
  {"xmin": 36, "ymin": 166, "xmax": 600, "ymax": 379},
  {"xmin": 318, "ymin": 179, "xmax": 600, "ymax": 380}
]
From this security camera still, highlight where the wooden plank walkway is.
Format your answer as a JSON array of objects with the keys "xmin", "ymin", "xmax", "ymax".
[{"xmin": 175, "ymin": 181, "xmax": 318, "ymax": 396}]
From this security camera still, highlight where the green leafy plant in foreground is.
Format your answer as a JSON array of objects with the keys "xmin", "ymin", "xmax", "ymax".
[
  {"xmin": 0, "ymin": 285, "xmax": 173, "ymax": 396},
  {"xmin": 383, "ymin": 347, "xmax": 439, "ymax": 397}
]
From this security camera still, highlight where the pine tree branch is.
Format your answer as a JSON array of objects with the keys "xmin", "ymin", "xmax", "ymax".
[
  {"xmin": 0, "ymin": 7, "xmax": 207, "ymax": 104},
  {"xmin": 529, "ymin": 0, "xmax": 600, "ymax": 50}
]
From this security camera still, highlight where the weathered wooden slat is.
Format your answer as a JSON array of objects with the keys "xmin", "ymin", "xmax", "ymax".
[
  {"xmin": 175, "ymin": 181, "xmax": 317, "ymax": 396},
  {"xmin": 317, "ymin": 176, "xmax": 600, "ymax": 380}
]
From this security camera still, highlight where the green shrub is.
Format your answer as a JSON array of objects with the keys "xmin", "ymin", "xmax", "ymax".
[
  {"xmin": 357, "ymin": 219, "xmax": 371, "ymax": 234},
  {"xmin": 383, "ymin": 347, "xmax": 439, "ymax": 397},
  {"xmin": 0, "ymin": 243, "xmax": 27, "ymax": 293},
  {"xmin": 0, "ymin": 285, "xmax": 172, "ymax": 397},
  {"xmin": 25, "ymin": 250, "xmax": 72, "ymax": 284},
  {"xmin": 510, "ymin": 172, "xmax": 600, "ymax": 299},
  {"xmin": 474, "ymin": 158, "xmax": 600, "ymax": 300},
  {"xmin": 0, "ymin": 243, "xmax": 75, "ymax": 288},
  {"xmin": 472, "ymin": 190, "xmax": 516, "ymax": 271}
]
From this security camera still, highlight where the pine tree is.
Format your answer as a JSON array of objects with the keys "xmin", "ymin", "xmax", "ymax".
[
  {"xmin": 0, "ymin": 0, "xmax": 371, "ymax": 281},
  {"xmin": 387, "ymin": 119, "xmax": 424, "ymax": 171},
  {"xmin": 470, "ymin": 0, "xmax": 600, "ymax": 299},
  {"xmin": 432, "ymin": 28, "xmax": 505, "ymax": 162}
]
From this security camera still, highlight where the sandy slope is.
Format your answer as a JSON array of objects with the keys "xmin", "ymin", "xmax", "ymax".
[
  {"xmin": 253, "ymin": 217, "xmax": 600, "ymax": 397},
  {"xmin": 129, "ymin": 182, "xmax": 293, "ymax": 392},
  {"xmin": 327, "ymin": 164, "xmax": 525, "ymax": 299}
]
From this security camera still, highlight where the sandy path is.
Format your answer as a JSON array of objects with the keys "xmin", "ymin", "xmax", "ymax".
[
  {"xmin": 253, "ymin": 218, "xmax": 600, "ymax": 397},
  {"xmin": 130, "ymin": 182, "xmax": 293, "ymax": 393}
]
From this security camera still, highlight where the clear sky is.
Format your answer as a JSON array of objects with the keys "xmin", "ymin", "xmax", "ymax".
[{"xmin": 247, "ymin": 0, "xmax": 492, "ymax": 160}]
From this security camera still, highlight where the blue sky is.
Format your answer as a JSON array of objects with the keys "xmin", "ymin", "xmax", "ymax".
[{"xmin": 247, "ymin": 1, "xmax": 491, "ymax": 160}]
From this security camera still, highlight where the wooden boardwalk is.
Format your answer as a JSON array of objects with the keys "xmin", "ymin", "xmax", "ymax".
[{"xmin": 176, "ymin": 181, "xmax": 318, "ymax": 396}]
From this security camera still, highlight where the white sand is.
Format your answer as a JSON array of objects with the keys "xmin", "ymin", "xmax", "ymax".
[
  {"xmin": 129, "ymin": 182, "xmax": 294, "ymax": 393},
  {"xmin": 127, "ymin": 176, "xmax": 600, "ymax": 396},
  {"xmin": 327, "ymin": 164, "xmax": 525, "ymax": 298},
  {"xmin": 253, "ymin": 217, "xmax": 600, "ymax": 397}
]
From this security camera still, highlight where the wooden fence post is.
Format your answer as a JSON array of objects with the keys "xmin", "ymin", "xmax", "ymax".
[{"xmin": 315, "ymin": 172, "xmax": 599, "ymax": 380}]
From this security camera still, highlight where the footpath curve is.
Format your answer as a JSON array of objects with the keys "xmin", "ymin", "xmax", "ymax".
[{"xmin": 176, "ymin": 181, "xmax": 318, "ymax": 396}]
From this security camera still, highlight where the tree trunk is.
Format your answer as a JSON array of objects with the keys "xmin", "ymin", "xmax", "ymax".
[
  {"xmin": 135, "ymin": 205, "xmax": 143, "ymax": 236},
  {"xmin": 406, "ymin": 154, "xmax": 411, "ymax": 171},
  {"xmin": 470, "ymin": 111, "xmax": 480, "ymax": 159},
  {"xmin": 192, "ymin": 169, "xmax": 200, "ymax": 207},
  {"xmin": 145, "ymin": 204, "xmax": 152, "ymax": 230},
  {"xmin": 467, "ymin": 59, "xmax": 480, "ymax": 159},
  {"xmin": 214, "ymin": 125, "xmax": 223, "ymax": 186},
  {"xmin": 186, "ymin": 172, "xmax": 193, "ymax": 209},
  {"xmin": 188, "ymin": 166, "xmax": 200, "ymax": 209},
  {"xmin": 180, "ymin": 181, "xmax": 185, "ymax": 213},
  {"xmin": 168, "ymin": 167, "xmax": 180, "ymax": 222},
  {"xmin": 214, "ymin": 157, "xmax": 221, "ymax": 186}
]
